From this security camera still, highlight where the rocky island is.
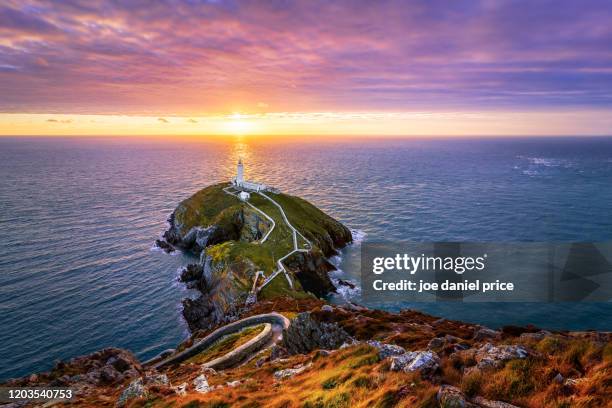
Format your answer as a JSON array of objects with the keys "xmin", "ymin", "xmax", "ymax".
[
  {"xmin": 3, "ymin": 171, "xmax": 610, "ymax": 408},
  {"xmin": 157, "ymin": 178, "xmax": 352, "ymax": 331}
]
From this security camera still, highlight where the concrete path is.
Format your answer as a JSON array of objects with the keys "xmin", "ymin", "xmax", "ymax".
[
  {"xmin": 256, "ymin": 192, "xmax": 311, "ymax": 291},
  {"xmin": 149, "ymin": 313, "xmax": 290, "ymax": 370}
]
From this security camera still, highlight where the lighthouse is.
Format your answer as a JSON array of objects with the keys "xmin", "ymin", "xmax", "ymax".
[
  {"xmin": 236, "ymin": 158, "xmax": 244, "ymax": 185},
  {"xmin": 232, "ymin": 158, "xmax": 270, "ymax": 192}
]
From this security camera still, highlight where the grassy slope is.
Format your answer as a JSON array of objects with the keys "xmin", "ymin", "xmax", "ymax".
[
  {"xmin": 175, "ymin": 183, "xmax": 330, "ymax": 299},
  {"xmin": 69, "ymin": 299, "xmax": 610, "ymax": 407},
  {"xmin": 270, "ymin": 192, "xmax": 350, "ymax": 247},
  {"xmin": 131, "ymin": 301, "xmax": 611, "ymax": 408},
  {"xmin": 174, "ymin": 183, "xmax": 240, "ymax": 235}
]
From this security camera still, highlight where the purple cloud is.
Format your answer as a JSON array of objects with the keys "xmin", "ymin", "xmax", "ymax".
[{"xmin": 0, "ymin": 0, "xmax": 611, "ymax": 114}]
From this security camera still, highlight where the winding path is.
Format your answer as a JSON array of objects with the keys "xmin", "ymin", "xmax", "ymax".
[
  {"xmin": 148, "ymin": 313, "xmax": 290, "ymax": 370},
  {"xmin": 223, "ymin": 186, "xmax": 276, "ymax": 244},
  {"xmin": 222, "ymin": 184, "xmax": 312, "ymax": 293}
]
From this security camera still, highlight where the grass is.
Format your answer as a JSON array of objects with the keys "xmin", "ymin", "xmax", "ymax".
[
  {"xmin": 174, "ymin": 183, "xmax": 241, "ymax": 235},
  {"xmin": 258, "ymin": 272, "xmax": 312, "ymax": 300},
  {"xmin": 105, "ymin": 301, "xmax": 610, "ymax": 408},
  {"xmin": 185, "ymin": 325, "xmax": 266, "ymax": 364},
  {"xmin": 269, "ymin": 192, "xmax": 350, "ymax": 253}
]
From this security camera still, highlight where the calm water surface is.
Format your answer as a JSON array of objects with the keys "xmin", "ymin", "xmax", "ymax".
[{"xmin": 1, "ymin": 136, "xmax": 611, "ymax": 380}]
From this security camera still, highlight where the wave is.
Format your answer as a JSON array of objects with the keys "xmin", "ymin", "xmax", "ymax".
[
  {"xmin": 350, "ymin": 228, "xmax": 366, "ymax": 245},
  {"xmin": 150, "ymin": 243, "xmax": 179, "ymax": 256},
  {"xmin": 326, "ymin": 228, "xmax": 366, "ymax": 302}
]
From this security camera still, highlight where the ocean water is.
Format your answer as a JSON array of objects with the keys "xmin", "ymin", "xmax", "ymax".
[{"xmin": 1, "ymin": 136, "xmax": 611, "ymax": 381}]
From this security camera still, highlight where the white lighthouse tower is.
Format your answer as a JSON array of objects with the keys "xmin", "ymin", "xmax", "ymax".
[
  {"xmin": 236, "ymin": 158, "xmax": 244, "ymax": 185},
  {"xmin": 232, "ymin": 158, "xmax": 270, "ymax": 192}
]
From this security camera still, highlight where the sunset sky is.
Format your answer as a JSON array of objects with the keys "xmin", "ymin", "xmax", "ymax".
[{"xmin": 1, "ymin": 0, "xmax": 612, "ymax": 136}]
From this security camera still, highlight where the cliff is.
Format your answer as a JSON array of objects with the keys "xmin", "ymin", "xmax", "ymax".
[
  {"xmin": 158, "ymin": 182, "xmax": 353, "ymax": 331},
  {"xmin": 7, "ymin": 298, "xmax": 610, "ymax": 408}
]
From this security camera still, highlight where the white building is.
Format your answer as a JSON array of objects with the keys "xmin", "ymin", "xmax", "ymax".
[
  {"xmin": 232, "ymin": 158, "xmax": 269, "ymax": 192},
  {"xmin": 239, "ymin": 191, "xmax": 250, "ymax": 201}
]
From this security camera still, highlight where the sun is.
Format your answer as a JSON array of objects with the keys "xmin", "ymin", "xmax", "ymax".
[{"xmin": 225, "ymin": 112, "xmax": 255, "ymax": 135}]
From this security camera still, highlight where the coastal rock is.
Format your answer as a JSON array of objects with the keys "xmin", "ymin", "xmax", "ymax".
[
  {"xmin": 471, "ymin": 396, "xmax": 520, "ymax": 408},
  {"xmin": 193, "ymin": 374, "xmax": 211, "ymax": 393},
  {"xmin": 98, "ymin": 365, "xmax": 122, "ymax": 384},
  {"xmin": 180, "ymin": 263, "xmax": 203, "ymax": 283},
  {"xmin": 144, "ymin": 373, "xmax": 169, "ymax": 387},
  {"xmin": 282, "ymin": 312, "xmax": 352, "ymax": 354},
  {"xmin": 273, "ymin": 363, "xmax": 311, "ymax": 380},
  {"xmin": 474, "ymin": 343, "xmax": 529, "ymax": 369},
  {"xmin": 428, "ymin": 337, "xmax": 446, "ymax": 349},
  {"xmin": 182, "ymin": 295, "xmax": 220, "ymax": 332},
  {"xmin": 436, "ymin": 385, "xmax": 475, "ymax": 408},
  {"xmin": 428, "ymin": 335, "xmax": 469, "ymax": 355},
  {"xmin": 12, "ymin": 348, "xmax": 142, "ymax": 392},
  {"xmin": 284, "ymin": 251, "xmax": 337, "ymax": 297},
  {"xmin": 367, "ymin": 340, "xmax": 406, "ymax": 359},
  {"xmin": 117, "ymin": 378, "xmax": 147, "ymax": 407},
  {"xmin": 337, "ymin": 279, "xmax": 356, "ymax": 289},
  {"xmin": 155, "ymin": 239, "xmax": 175, "ymax": 253},
  {"xmin": 389, "ymin": 351, "xmax": 440, "ymax": 375},
  {"xmin": 473, "ymin": 327, "xmax": 501, "ymax": 342},
  {"xmin": 519, "ymin": 330, "xmax": 552, "ymax": 341}
]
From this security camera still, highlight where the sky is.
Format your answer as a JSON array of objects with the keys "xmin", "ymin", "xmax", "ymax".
[{"xmin": 1, "ymin": 0, "xmax": 612, "ymax": 136}]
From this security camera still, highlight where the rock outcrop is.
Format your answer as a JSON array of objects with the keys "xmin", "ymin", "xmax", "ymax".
[
  {"xmin": 389, "ymin": 350, "xmax": 440, "ymax": 376},
  {"xmin": 5, "ymin": 348, "xmax": 142, "ymax": 400},
  {"xmin": 367, "ymin": 340, "xmax": 407, "ymax": 359},
  {"xmin": 473, "ymin": 343, "xmax": 529, "ymax": 369},
  {"xmin": 282, "ymin": 312, "xmax": 352, "ymax": 354}
]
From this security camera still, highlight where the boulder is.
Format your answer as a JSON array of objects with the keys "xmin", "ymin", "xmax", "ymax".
[
  {"xmin": 273, "ymin": 363, "xmax": 311, "ymax": 380},
  {"xmin": 337, "ymin": 279, "xmax": 356, "ymax": 289},
  {"xmin": 473, "ymin": 327, "xmax": 501, "ymax": 342},
  {"xmin": 471, "ymin": 396, "xmax": 520, "ymax": 408},
  {"xmin": 117, "ymin": 378, "xmax": 147, "ymax": 407},
  {"xmin": 193, "ymin": 374, "xmax": 211, "ymax": 393},
  {"xmin": 144, "ymin": 373, "xmax": 169, "ymax": 386},
  {"xmin": 282, "ymin": 312, "xmax": 352, "ymax": 354},
  {"xmin": 474, "ymin": 343, "xmax": 529, "ymax": 369},
  {"xmin": 155, "ymin": 239, "xmax": 175, "ymax": 253},
  {"xmin": 389, "ymin": 351, "xmax": 440, "ymax": 375},
  {"xmin": 436, "ymin": 385, "xmax": 477, "ymax": 408},
  {"xmin": 98, "ymin": 366, "xmax": 122, "ymax": 384},
  {"xmin": 367, "ymin": 340, "xmax": 406, "ymax": 359},
  {"xmin": 180, "ymin": 263, "xmax": 203, "ymax": 283}
]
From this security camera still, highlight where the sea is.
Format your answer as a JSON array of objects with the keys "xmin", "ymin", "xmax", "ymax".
[{"xmin": 1, "ymin": 136, "xmax": 611, "ymax": 381}]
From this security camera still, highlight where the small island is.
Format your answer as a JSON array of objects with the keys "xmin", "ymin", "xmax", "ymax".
[{"xmin": 157, "ymin": 159, "xmax": 353, "ymax": 331}]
